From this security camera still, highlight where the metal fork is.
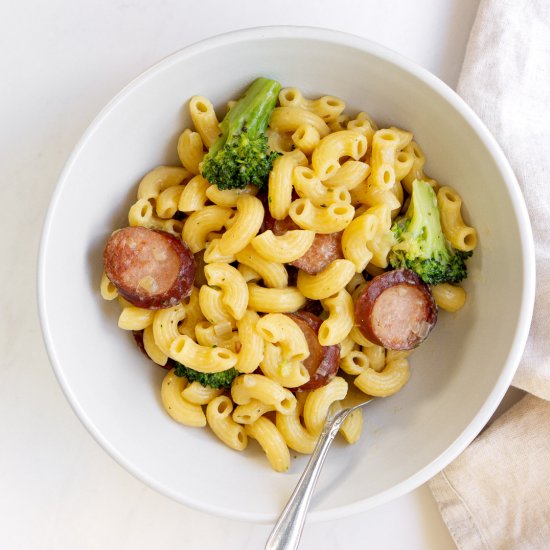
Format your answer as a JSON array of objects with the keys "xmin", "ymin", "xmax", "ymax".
[{"xmin": 265, "ymin": 397, "xmax": 374, "ymax": 550}]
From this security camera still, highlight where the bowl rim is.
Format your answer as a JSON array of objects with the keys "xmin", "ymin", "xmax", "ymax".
[{"xmin": 37, "ymin": 25, "xmax": 536, "ymax": 523}]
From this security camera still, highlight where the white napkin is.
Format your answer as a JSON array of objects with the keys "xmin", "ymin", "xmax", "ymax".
[{"xmin": 428, "ymin": 0, "xmax": 550, "ymax": 548}]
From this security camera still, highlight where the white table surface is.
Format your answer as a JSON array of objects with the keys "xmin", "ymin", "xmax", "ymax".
[{"xmin": 1, "ymin": 0, "xmax": 482, "ymax": 548}]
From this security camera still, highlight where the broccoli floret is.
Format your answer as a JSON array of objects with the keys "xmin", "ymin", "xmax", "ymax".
[
  {"xmin": 389, "ymin": 179, "xmax": 472, "ymax": 285},
  {"xmin": 201, "ymin": 77, "xmax": 281, "ymax": 190},
  {"xmin": 174, "ymin": 362, "xmax": 238, "ymax": 389}
]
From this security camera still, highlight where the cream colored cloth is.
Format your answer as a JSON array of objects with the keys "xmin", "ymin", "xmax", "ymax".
[
  {"xmin": 430, "ymin": 395, "xmax": 550, "ymax": 549},
  {"xmin": 429, "ymin": 0, "xmax": 550, "ymax": 548}
]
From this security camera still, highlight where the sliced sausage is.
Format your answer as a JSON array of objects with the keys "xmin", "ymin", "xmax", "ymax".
[
  {"xmin": 355, "ymin": 269, "xmax": 437, "ymax": 350},
  {"xmin": 300, "ymin": 299, "xmax": 324, "ymax": 317},
  {"xmin": 286, "ymin": 265, "xmax": 298, "ymax": 287},
  {"xmin": 287, "ymin": 311, "xmax": 340, "ymax": 390},
  {"xmin": 104, "ymin": 226, "xmax": 195, "ymax": 309},
  {"xmin": 269, "ymin": 216, "xmax": 343, "ymax": 275},
  {"xmin": 261, "ymin": 209, "xmax": 291, "ymax": 233},
  {"xmin": 292, "ymin": 232, "xmax": 343, "ymax": 274},
  {"xmin": 291, "ymin": 309, "xmax": 322, "ymax": 333},
  {"xmin": 308, "ymin": 345, "xmax": 340, "ymax": 391},
  {"xmin": 287, "ymin": 313, "xmax": 324, "ymax": 380}
]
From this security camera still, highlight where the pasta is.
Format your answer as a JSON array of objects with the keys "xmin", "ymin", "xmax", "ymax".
[
  {"xmin": 100, "ymin": 271, "xmax": 118, "ymax": 300},
  {"xmin": 431, "ymin": 283, "xmax": 467, "ymax": 312},
  {"xmin": 260, "ymin": 343, "xmax": 310, "ymax": 388},
  {"xmin": 297, "ymin": 259, "xmax": 356, "ymax": 300},
  {"xmin": 319, "ymin": 289, "xmax": 354, "ymax": 346},
  {"xmin": 289, "ymin": 199, "xmax": 355, "ymax": 233},
  {"xmin": 354, "ymin": 357, "xmax": 411, "ymax": 397},
  {"xmin": 170, "ymin": 335, "xmax": 238, "ymax": 372},
  {"xmin": 217, "ymin": 195, "xmax": 264, "ymax": 255},
  {"xmin": 188, "ymin": 96, "xmax": 220, "ymax": 149},
  {"xmin": 256, "ymin": 313, "xmax": 310, "ymax": 362},
  {"xmin": 100, "ymin": 81, "xmax": 478, "ymax": 472},
  {"xmin": 137, "ymin": 166, "xmax": 191, "ymax": 201},
  {"xmin": 178, "ymin": 175, "xmax": 210, "ymax": 212},
  {"xmin": 117, "ymin": 305, "xmax": 154, "ymax": 331},
  {"xmin": 161, "ymin": 369, "xmax": 206, "ymax": 427},
  {"xmin": 251, "ymin": 229, "xmax": 316, "ymax": 263},
  {"xmin": 143, "ymin": 324, "xmax": 168, "ymax": 366},
  {"xmin": 177, "ymin": 129, "xmax": 204, "ymax": 175},
  {"xmin": 244, "ymin": 416, "xmax": 290, "ymax": 472},
  {"xmin": 437, "ymin": 186, "xmax": 478, "ymax": 252},
  {"xmin": 206, "ymin": 396, "xmax": 248, "ymax": 451},
  {"xmin": 234, "ymin": 310, "xmax": 265, "ymax": 373},
  {"xmin": 247, "ymin": 283, "xmax": 306, "ymax": 313},
  {"xmin": 303, "ymin": 377, "xmax": 348, "ymax": 435},
  {"xmin": 203, "ymin": 263, "xmax": 248, "ymax": 320},
  {"xmin": 311, "ymin": 130, "xmax": 368, "ymax": 180},
  {"xmin": 268, "ymin": 150, "xmax": 308, "ymax": 220},
  {"xmin": 182, "ymin": 205, "xmax": 233, "ymax": 253}
]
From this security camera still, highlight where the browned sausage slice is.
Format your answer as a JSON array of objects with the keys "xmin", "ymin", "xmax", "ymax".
[
  {"xmin": 286, "ymin": 313, "xmax": 324, "ymax": 379},
  {"xmin": 306, "ymin": 345, "xmax": 340, "ymax": 391},
  {"xmin": 292, "ymin": 232, "xmax": 343, "ymax": 274},
  {"xmin": 104, "ymin": 226, "xmax": 195, "ymax": 309},
  {"xmin": 270, "ymin": 215, "xmax": 299, "ymax": 235},
  {"xmin": 269, "ymin": 216, "xmax": 344, "ymax": 275},
  {"xmin": 287, "ymin": 312, "xmax": 340, "ymax": 390},
  {"xmin": 290, "ymin": 309, "xmax": 322, "ymax": 333},
  {"xmin": 296, "ymin": 300, "xmax": 324, "ymax": 320},
  {"xmin": 355, "ymin": 269, "xmax": 437, "ymax": 350}
]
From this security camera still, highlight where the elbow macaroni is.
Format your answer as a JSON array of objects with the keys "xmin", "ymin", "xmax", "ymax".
[
  {"xmin": 247, "ymin": 283, "xmax": 306, "ymax": 313},
  {"xmin": 269, "ymin": 106, "xmax": 330, "ymax": 138},
  {"xmin": 318, "ymin": 289, "xmax": 354, "ymax": 346},
  {"xmin": 231, "ymin": 374, "xmax": 297, "ymax": 415},
  {"xmin": 235, "ymin": 310, "xmax": 265, "ymax": 373},
  {"xmin": 431, "ymin": 283, "xmax": 467, "ymax": 312},
  {"xmin": 137, "ymin": 166, "xmax": 191, "ymax": 201},
  {"xmin": 297, "ymin": 259, "xmax": 356, "ymax": 300},
  {"xmin": 250, "ymin": 229, "xmax": 315, "ymax": 263},
  {"xmin": 217, "ymin": 194, "xmax": 264, "ymax": 255},
  {"xmin": 177, "ymin": 129, "xmax": 204, "ymax": 175},
  {"xmin": 169, "ymin": 335, "xmax": 237, "ymax": 372},
  {"xmin": 182, "ymin": 205, "xmax": 233, "ymax": 253},
  {"xmin": 289, "ymin": 199, "xmax": 354, "ymax": 234},
  {"xmin": 206, "ymin": 396, "xmax": 248, "ymax": 451},
  {"xmin": 188, "ymin": 96, "xmax": 220, "ymax": 149},
  {"xmin": 203, "ymin": 263, "xmax": 248, "ymax": 320},
  {"xmin": 303, "ymin": 377, "xmax": 348, "ymax": 435},
  {"xmin": 268, "ymin": 149, "xmax": 308, "ymax": 220},
  {"xmin": 245, "ymin": 416, "xmax": 290, "ymax": 472},
  {"xmin": 161, "ymin": 369, "xmax": 206, "ymax": 427},
  {"xmin": 279, "ymin": 88, "xmax": 346, "ymax": 122},
  {"xmin": 437, "ymin": 186, "xmax": 478, "ymax": 252},
  {"xmin": 259, "ymin": 342, "xmax": 310, "ymax": 388},
  {"xmin": 256, "ymin": 313, "xmax": 310, "ymax": 362},
  {"xmin": 311, "ymin": 130, "xmax": 368, "ymax": 180},
  {"xmin": 235, "ymin": 245, "xmax": 288, "ymax": 289}
]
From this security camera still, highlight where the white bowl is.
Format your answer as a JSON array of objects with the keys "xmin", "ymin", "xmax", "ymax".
[{"xmin": 38, "ymin": 26, "xmax": 535, "ymax": 522}]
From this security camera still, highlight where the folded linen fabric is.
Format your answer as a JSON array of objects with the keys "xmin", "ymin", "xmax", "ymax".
[
  {"xmin": 430, "ymin": 395, "xmax": 550, "ymax": 549},
  {"xmin": 429, "ymin": 0, "xmax": 550, "ymax": 548}
]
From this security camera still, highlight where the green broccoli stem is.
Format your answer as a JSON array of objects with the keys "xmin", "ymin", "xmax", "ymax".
[
  {"xmin": 210, "ymin": 77, "xmax": 281, "ymax": 157},
  {"xmin": 406, "ymin": 179, "xmax": 448, "ymax": 257}
]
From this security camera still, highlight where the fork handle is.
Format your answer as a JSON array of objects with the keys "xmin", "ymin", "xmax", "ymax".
[{"xmin": 264, "ymin": 409, "xmax": 351, "ymax": 550}]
